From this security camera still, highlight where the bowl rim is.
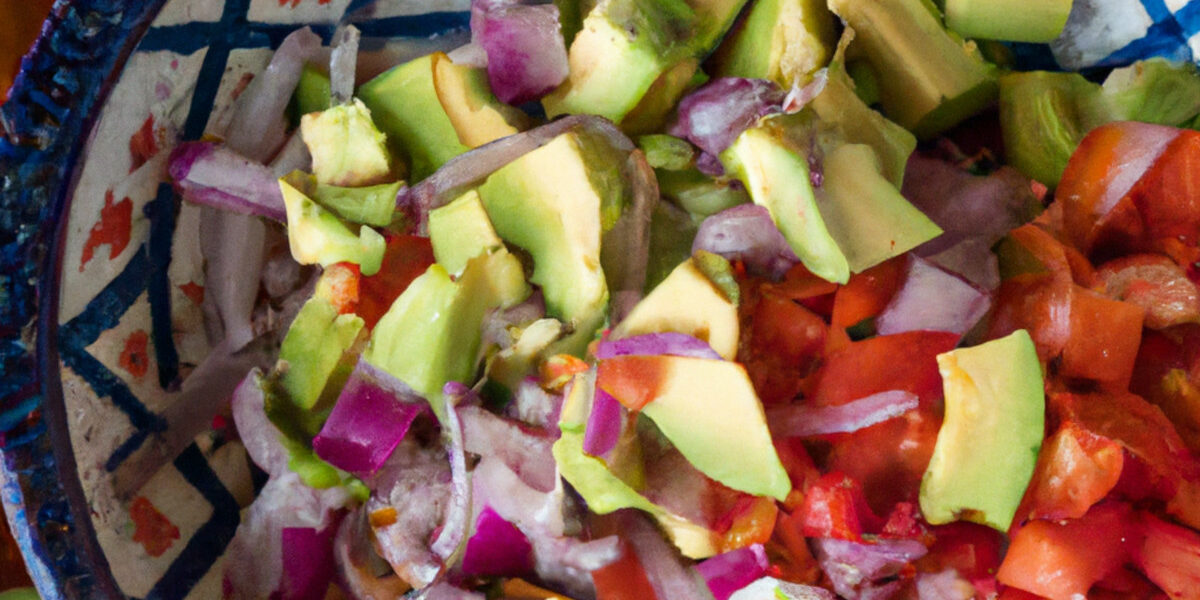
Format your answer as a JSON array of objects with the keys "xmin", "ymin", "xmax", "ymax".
[{"xmin": 0, "ymin": 0, "xmax": 167, "ymax": 597}]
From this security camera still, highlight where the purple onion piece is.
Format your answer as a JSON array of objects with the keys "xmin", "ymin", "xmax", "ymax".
[
  {"xmin": 506, "ymin": 376, "xmax": 563, "ymax": 429},
  {"xmin": 693, "ymin": 203, "xmax": 799, "ymax": 280},
  {"xmin": 278, "ymin": 524, "xmax": 340, "ymax": 600},
  {"xmin": 460, "ymin": 505, "xmax": 535, "ymax": 577},
  {"xmin": 333, "ymin": 510, "xmax": 410, "ymax": 600},
  {"xmin": 479, "ymin": 4, "xmax": 569, "ymax": 104},
  {"xmin": 921, "ymin": 237, "xmax": 1001, "ymax": 292},
  {"xmin": 696, "ymin": 544, "xmax": 769, "ymax": 600},
  {"xmin": 458, "ymin": 404, "xmax": 557, "ymax": 493},
  {"xmin": 621, "ymin": 510, "xmax": 712, "ymax": 600},
  {"xmin": 814, "ymin": 537, "xmax": 928, "ymax": 600},
  {"xmin": 231, "ymin": 368, "xmax": 289, "ymax": 476},
  {"xmin": 431, "ymin": 385, "xmax": 472, "ymax": 563},
  {"xmin": 328, "ymin": 25, "xmax": 360, "ymax": 105},
  {"xmin": 312, "ymin": 359, "xmax": 430, "ymax": 478},
  {"xmin": 169, "ymin": 141, "xmax": 287, "ymax": 222},
  {"xmin": 669, "ymin": 78, "xmax": 786, "ymax": 158},
  {"xmin": 876, "ymin": 255, "xmax": 992, "ymax": 337},
  {"xmin": 583, "ymin": 388, "xmax": 623, "ymax": 457},
  {"xmin": 225, "ymin": 27, "xmax": 322, "ymax": 162},
  {"xmin": 766, "ymin": 391, "xmax": 919, "ymax": 438},
  {"xmin": 596, "ymin": 332, "xmax": 723, "ymax": 361}
]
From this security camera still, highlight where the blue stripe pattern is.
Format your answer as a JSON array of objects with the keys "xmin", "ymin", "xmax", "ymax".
[
  {"xmin": 42, "ymin": 2, "xmax": 470, "ymax": 597},
  {"xmin": 1093, "ymin": 0, "xmax": 1200, "ymax": 67}
]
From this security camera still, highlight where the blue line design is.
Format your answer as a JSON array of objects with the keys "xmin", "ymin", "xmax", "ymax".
[
  {"xmin": 145, "ymin": 184, "xmax": 179, "ymax": 390},
  {"xmin": 143, "ymin": 444, "xmax": 241, "ymax": 600},
  {"xmin": 1140, "ymin": 0, "xmax": 1174, "ymax": 24},
  {"xmin": 1175, "ymin": 1, "xmax": 1200, "ymax": 37},
  {"xmin": 1103, "ymin": 17, "xmax": 1192, "ymax": 66}
]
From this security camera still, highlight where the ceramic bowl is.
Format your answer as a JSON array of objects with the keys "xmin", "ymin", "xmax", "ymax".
[{"xmin": 0, "ymin": 1, "xmax": 467, "ymax": 597}]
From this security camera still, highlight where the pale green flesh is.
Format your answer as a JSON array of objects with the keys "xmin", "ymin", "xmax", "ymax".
[{"xmin": 920, "ymin": 329, "xmax": 1045, "ymax": 531}]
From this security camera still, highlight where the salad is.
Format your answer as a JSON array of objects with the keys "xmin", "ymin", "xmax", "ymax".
[{"xmin": 162, "ymin": 0, "xmax": 1200, "ymax": 598}]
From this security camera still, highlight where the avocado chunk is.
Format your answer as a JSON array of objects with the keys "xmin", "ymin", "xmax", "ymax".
[
  {"xmin": 279, "ymin": 176, "xmax": 385, "ymax": 276},
  {"xmin": 299, "ymin": 98, "xmax": 393, "ymax": 187},
  {"xmin": 543, "ymin": 0, "xmax": 748, "ymax": 124},
  {"xmin": 277, "ymin": 296, "xmax": 364, "ymax": 411},
  {"xmin": 428, "ymin": 190, "xmax": 507, "ymax": 276},
  {"xmin": 721, "ymin": 123, "xmax": 850, "ymax": 284},
  {"xmin": 944, "ymin": 0, "xmax": 1071, "ymax": 43},
  {"xmin": 363, "ymin": 251, "xmax": 529, "ymax": 419},
  {"xmin": 815, "ymin": 144, "xmax": 943, "ymax": 272},
  {"xmin": 657, "ymin": 168, "xmax": 750, "ymax": 219},
  {"xmin": 431, "ymin": 52, "xmax": 531, "ymax": 147},
  {"xmin": 486, "ymin": 318, "xmax": 566, "ymax": 394},
  {"xmin": 478, "ymin": 131, "xmax": 619, "ymax": 356},
  {"xmin": 920, "ymin": 329, "xmax": 1045, "ymax": 531},
  {"xmin": 358, "ymin": 53, "xmax": 469, "ymax": 182},
  {"xmin": 643, "ymin": 201, "xmax": 699, "ymax": 292},
  {"xmin": 289, "ymin": 62, "xmax": 331, "ymax": 123},
  {"xmin": 597, "ymin": 354, "xmax": 791, "ymax": 501},
  {"xmin": 707, "ymin": 0, "xmax": 836, "ymax": 87},
  {"xmin": 613, "ymin": 255, "xmax": 739, "ymax": 360},
  {"xmin": 553, "ymin": 371, "xmax": 739, "ymax": 558},
  {"xmin": 283, "ymin": 171, "xmax": 401, "ymax": 228},
  {"xmin": 827, "ymin": 0, "xmax": 998, "ymax": 139}
]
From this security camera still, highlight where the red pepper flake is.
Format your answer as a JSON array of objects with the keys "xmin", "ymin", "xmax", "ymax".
[
  {"xmin": 80, "ymin": 190, "xmax": 133, "ymax": 272},
  {"xmin": 119, "ymin": 330, "xmax": 151, "ymax": 379},
  {"xmin": 230, "ymin": 72, "xmax": 255, "ymax": 101},
  {"xmin": 1031, "ymin": 180, "xmax": 1049, "ymax": 203},
  {"xmin": 178, "ymin": 281, "xmax": 205, "ymax": 305},
  {"xmin": 129, "ymin": 115, "xmax": 158, "ymax": 173},
  {"xmin": 130, "ymin": 496, "xmax": 180, "ymax": 557}
]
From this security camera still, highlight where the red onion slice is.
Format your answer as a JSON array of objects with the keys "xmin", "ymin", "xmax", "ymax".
[
  {"xmin": 230, "ymin": 368, "xmax": 288, "ymax": 476},
  {"xmin": 277, "ymin": 525, "xmax": 340, "ymax": 600},
  {"xmin": 583, "ymin": 388, "xmax": 623, "ymax": 457},
  {"xmin": 729, "ymin": 578, "xmax": 836, "ymax": 600},
  {"xmin": 431, "ymin": 384, "xmax": 472, "ymax": 563},
  {"xmin": 458, "ymin": 404, "xmax": 558, "ymax": 493},
  {"xmin": 695, "ymin": 544, "xmax": 769, "ymax": 600},
  {"xmin": 312, "ymin": 359, "xmax": 430, "ymax": 478},
  {"xmin": 922, "ymin": 238, "xmax": 1000, "ymax": 291},
  {"xmin": 595, "ymin": 332, "xmax": 723, "ymax": 361},
  {"xmin": 224, "ymin": 27, "xmax": 322, "ymax": 162},
  {"xmin": 169, "ymin": 142, "xmax": 287, "ymax": 222},
  {"xmin": 813, "ymin": 537, "xmax": 928, "ymax": 600},
  {"xmin": 478, "ymin": 4, "xmax": 569, "ymax": 104},
  {"xmin": 669, "ymin": 78, "xmax": 786, "ymax": 159},
  {"xmin": 693, "ymin": 203, "xmax": 799, "ymax": 281},
  {"xmin": 767, "ymin": 391, "xmax": 920, "ymax": 439},
  {"xmin": 329, "ymin": 25, "xmax": 360, "ymax": 105},
  {"xmin": 460, "ymin": 505, "xmax": 535, "ymax": 577},
  {"xmin": 620, "ymin": 510, "xmax": 714, "ymax": 600},
  {"xmin": 876, "ymin": 255, "xmax": 992, "ymax": 337},
  {"xmin": 333, "ymin": 510, "xmax": 410, "ymax": 600}
]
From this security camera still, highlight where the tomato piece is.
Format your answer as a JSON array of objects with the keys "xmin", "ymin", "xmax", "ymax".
[
  {"xmin": 830, "ymin": 256, "xmax": 907, "ymax": 329},
  {"xmin": 1128, "ymin": 130, "xmax": 1200, "ymax": 249},
  {"xmin": 357, "ymin": 235, "xmax": 435, "ymax": 329},
  {"xmin": 591, "ymin": 538, "xmax": 659, "ymax": 600},
  {"xmin": 1097, "ymin": 254, "xmax": 1200, "ymax": 330},
  {"xmin": 987, "ymin": 273, "xmax": 1073, "ymax": 365},
  {"xmin": 1019, "ymin": 420, "xmax": 1124, "ymax": 522},
  {"xmin": 719, "ymin": 495, "xmax": 779, "ymax": 552},
  {"xmin": 997, "ymin": 501, "xmax": 1134, "ymax": 600},
  {"xmin": 1134, "ymin": 513, "xmax": 1200, "ymax": 600},
  {"xmin": 918, "ymin": 521, "xmax": 1003, "ymax": 589},
  {"xmin": 799, "ymin": 472, "xmax": 882, "ymax": 541},
  {"xmin": 767, "ymin": 508, "xmax": 822, "ymax": 584},
  {"xmin": 824, "ymin": 406, "xmax": 943, "ymax": 515},
  {"xmin": 810, "ymin": 331, "xmax": 959, "ymax": 408},
  {"xmin": 1060, "ymin": 285, "xmax": 1145, "ymax": 389},
  {"xmin": 595, "ymin": 356, "xmax": 664, "ymax": 412},
  {"xmin": 739, "ymin": 290, "xmax": 827, "ymax": 404}
]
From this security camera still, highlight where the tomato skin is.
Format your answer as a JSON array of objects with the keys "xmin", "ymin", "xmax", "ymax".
[
  {"xmin": 767, "ymin": 508, "xmax": 822, "ymax": 585},
  {"xmin": 917, "ymin": 521, "xmax": 1003, "ymax": 590},
  {"xmin": 997, "ymin": 501, "xmax": 1134, "ymax": 600},
  {"xmin": 1128, "ymin": 130, "xmax": 1200, "ymax": 249},
  {"xmin": 810, "ymin": 331, "xmax": 959, "ymax": 408},
  {"xmin": 1097, "ymin": 254, "xmax": 1200, "ymax": 330},
  {"xmin": 595, "ymin": 355, "xmax": 664, "ymax": 411},
  {"xmin": 988, "ymin": 273, "xmax": 1073, "ymax": 364},
  {"xmin": 1059, "ymin": 285, "xmax": 1145, "ymax": 389},
  {"xmin": 798, "ymin": 472, "xmax": 881, "ymax": 541},
  {"xmin": 357, "ymin": 235, "xmax": 435, "ymax": 329},
  {"xmin": 824, "ymin": 407, "xmax": 942, "ymax": 515},
  {"xmin": 1018, "ymin": 420, "xmax": 1124, "ymax": 522},
  {"xmin": 739, "ymin": 287, "xmax": 828, "ymax": 404},
  {"xmin": 591, "ymin": 538, "xmax": 659, "ymax": 600},
  {"xmin": 1135, "ymin": 512, "xmax": 1200, "ymax": 600},
  {"xmin": 830, "ymin": 256, "xmax": 907, "ymax": 330}
]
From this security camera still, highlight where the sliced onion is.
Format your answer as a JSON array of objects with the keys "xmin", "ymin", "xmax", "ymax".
[
  {"xmin": 767, "ymin": 391, "xmax": 919, "ymax": 438},
  {"xmin": 601, "ymin": 149, "xmax": 659, "ymax": 325},
  {"xmin": 458, "ymin": 404, "xmax": 558, "ymax": 493},
  {"xmin": 333, "ymin": 510, "xmax": 410, "ymax": 600},
  {"xmin": 400, "ymin": 114, "xmax": 634, "ymax": 232},
  {"xmin": 169, "ymin": 142, "xmax": 287, "ymax": 222},
  {"xmin": 583, "ymin": 388, "xmax": 623, "ymax": 457},
  {"xmin": 813, "ymin": 537, "xmax": 928, "ymax": 600},
  {"xmin": 224, "ymin": 472, "xmax": 350, "ymax": 600},
  {"xmin": 876, "ymin": 255, "xmax": 992, "ymax": 337},
  {"xmin": 669, "ymin": 78, "xmax": 786, "ymax": 158},
  {"xmin": 329, "ymin": 25, "xmax": 361, "ymax": 105},
  {"xmin": 531, "ymin": 535, "xmax": 622, "ymax": 599},
  {"xmin": 269, "ymin": 131, "xmax": 313, "ymax": 177},
  {"xmin": 460, "ymin": 505, "xmax": 535, "ymax": 577},
  {"xmin": 620, "ymin": 510, "xmax": 713, "ymax": 600},
  {"xmin": 431, "ymin": 384, "xmax": 472, "ymax": 563},
  {"xmin": 312, "ymin": 359, "xmax": 430, "ymax": 478},
  {"xmin": 695, "ymin": 544, "xmax": 769, "ymax": 600},
  {"xmin": 448, "ymin": 42, "xmax": 489, "ymax": 68},
  {"xmin": 225, "ymin": 27, "xmax": 322, "ymax": 162},
  {"xmin": 729, "ymin": 578, "xmax": 836, "ymax": 600},
  {"xmin": 367, "ymin": 438, "xmax": 454, "ymax": 588},
  {"xmin": 230, "ymin": 368, "xmax": 288, "ymax": 476},
  {"xmin": 782, "ymin": 69, "xmax": 829, "ymax": 114},
  {"xmin": 478, "ymin": 3, "xmax": 569, "ymax": 104},
  {"xmin": 506, "ymin": 376, "xmax": 563, "ymax": 429},
  {"xmin": 921, "ymin": 237, "xmax": 1000, "ymax": 291},
  {"xmin": 278, "ymin": 524, "xmax": 340, "ymax": 600},
  {"xmin": 693, "ymin": 203, "xmax": 799, "ymax": 280},
  {"xmin": 471, "ymin": 455, "xmax": 565, "ymax": 538},
  {"xmin": 596, "ymin": 332, "xmax": 723, "ymax": 361},
  {"xmin": 902, "ymin": 155, "xmax": 1036, "ymax": 255},
  {"xmin": 915, "ymin": 570, "xmax": 977, "ymax": 600}
]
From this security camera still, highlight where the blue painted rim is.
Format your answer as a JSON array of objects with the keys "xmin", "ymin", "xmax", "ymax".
[{"xmin": 0, "ymin": 2, "xmax": 169, "ymax": 597}]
